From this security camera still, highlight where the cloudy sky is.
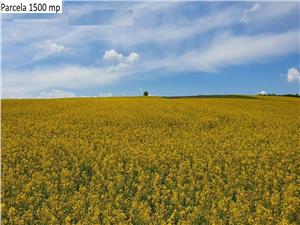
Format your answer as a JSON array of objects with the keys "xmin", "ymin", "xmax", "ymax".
[{"xmin": 1, "ymin": 1, "xmax": 300, "ymax": 98}]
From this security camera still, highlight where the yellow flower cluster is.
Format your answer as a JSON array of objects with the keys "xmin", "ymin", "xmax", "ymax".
[{"xmin": 2, "ymin": 96, "xmax": 300, "ymax": 224}]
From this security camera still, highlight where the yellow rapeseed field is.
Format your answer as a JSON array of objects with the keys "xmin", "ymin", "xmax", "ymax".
[{"xmin": 2, "ymin": 96, "xmax": 300, "ymax": 224}]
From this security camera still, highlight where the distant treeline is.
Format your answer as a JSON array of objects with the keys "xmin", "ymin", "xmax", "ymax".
[
  {"xmin": 258, "ymin": 93, "xmax": 300, "ymax": 97},
  {"xmin": 164, "ymin": 94, "xmax": 300, "ymax": 99}
]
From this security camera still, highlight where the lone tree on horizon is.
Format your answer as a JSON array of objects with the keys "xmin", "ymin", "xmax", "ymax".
[{"xmin": 143, "ymin": 91, "xmax": 149, "ymax": 96}]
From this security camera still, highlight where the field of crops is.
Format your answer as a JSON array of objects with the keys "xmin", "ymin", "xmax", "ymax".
[{"xmin": 2, "ymin": 96, "xmax": 300, "ymax": 224}]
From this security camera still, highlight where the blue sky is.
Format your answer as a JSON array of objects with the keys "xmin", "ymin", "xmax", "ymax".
[{"xmin": 1, "ymin": 1, "xmax": 300, "ymax": 98}]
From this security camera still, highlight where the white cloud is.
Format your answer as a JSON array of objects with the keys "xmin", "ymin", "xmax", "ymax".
[
  {"xmin": 103, "ymin": 49, "xmax": 139, "ymax": 72},
  {"xmin": 240, "ymin": 2, "xmax": 297, "ymax": 25},
  {"xmin": 98, "ymin": 92, "xmax": 113, "ymax": 97},
  {"xmin": 287, "ymin": 68, "xmax": 300, "ymax": 83},
  {"xmin": 103, "ymin": 49, "xmax": 139, "ymax": 63},
  {"xmin": 2, "ymin": 65, "xmax": 125, "ymax": 98},
  {"xmin": 91, "ymin": 2, "xmax": 296, "ymax": 48},
  {"xmin": 141, "ymin": 30, "xmax": 299, "ymax": 73},
  {"xmin": 37, "ymin": 40, "xmax": 65, "ymax": 53},
  {"xmin": 106, "ymin": 7, "xmax": 239, "ymax": 47},
  {"xmin": 250, "ymin": 3, "xmax": 261, "ymax": 12},
  {"xmin": 258, "ymin": 90, "xmax": 267, "ymax": 95},
  {"xmin": 240, "ymin": 3, "xmax": 261, "ymax": 23},
  {"xmin": 16, "ymin": 3, "xmax": 238, "ymax": 54},
  {"xmin": 126, "ymin": 52, "xmax": 139, "ymax": 63},
  {"xmin": 4, "ymin": 40, "xmax": 67, "ymax": 67},
  {"xmin": 105, "ymin": 62, "xmax": 131, "ymax": 73},
  {"xmin": 103, "ymin": 49, "xmax": 125, "ymax": 62},
  {"xmin": 1, "ymin": 90, "xmax": 32, "ymax": 99},
  {"xmin": 2, "ymin": 49, "xmax": 140, "ymax": 98},
  {"xmin": 2, "ymin": 29, "xmax": 298, "ymax": 99},
  {"xmin": 3, "ymin": 2, "xmax": 298, "ymax": 69},
  {"xmin": 2, "ymin": 2, "xmax": 299, "ymax": 98},
  {"xmin": 38, "ymin": 89, "xmax": 76, "ymax": 98}
]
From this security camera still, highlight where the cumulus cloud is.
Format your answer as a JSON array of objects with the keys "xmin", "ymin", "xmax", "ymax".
[
  {"xmin": 287, "ymin": 68, "xmax": 300, "ymax": 83},
  {"xmin": 258, "ymin": 90, "xmax": 267, "ymax": 95},
  {"xmin": 103, "ymin": 49, "xmax": 139, "ymax": 63},
  {"xmin": 126, "ymin": 52, "xmax": 140, "ymax": 63},
  {"xmin": 103, "ymin": 49, "xmax": 124, "ymax": 61},
  {"xmin": 103, "ymin": 49, "xmax": 139, "ymax": 72}
]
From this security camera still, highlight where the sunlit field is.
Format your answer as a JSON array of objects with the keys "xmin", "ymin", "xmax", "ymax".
[{"xmin": 2, "ymin": 96, "xmax": 300, "ymax": 224}]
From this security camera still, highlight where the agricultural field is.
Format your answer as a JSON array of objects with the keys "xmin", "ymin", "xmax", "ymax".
[{"xmin": 1, "ymin": 96, "xmax": 300, "ymax": 224}]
